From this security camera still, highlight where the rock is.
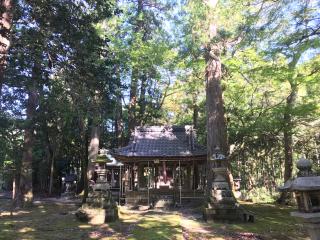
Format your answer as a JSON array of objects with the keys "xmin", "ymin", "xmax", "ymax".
[
  {"xmin": 75, "ymin": 209, "xmax": 89, "ymax": 222},
  {"xmin": 76, "ymin": 188, "xmax": 118, "ymax": 224},
  {"xmin": 75, "ymin": 206, "xmax": 118, "ymax": 224}
]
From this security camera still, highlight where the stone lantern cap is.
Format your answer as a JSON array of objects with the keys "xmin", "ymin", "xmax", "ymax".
[
  {"xmin": 279, "ymin": 177, "xmax": 320, "ymax": 192},
  {"xmin": 297, "ymin": 156, "xmax": 312, "ymax": 170},
  {"xmin": 279, "ymin": 156, "xmax": 320, "ymax": 192},
  {"xmin": 93, "ymin": 149, "xmax": 124, "ymax": 167}
]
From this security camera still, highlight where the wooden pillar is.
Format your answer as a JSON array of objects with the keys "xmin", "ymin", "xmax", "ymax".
[
  {"xmin": 154, "ymin": 164, "xmax": 158, "ymax": 189},
  {"xmin": 131, "ymin": 164, "xmax": 134, "ymax": 191},
  {"xmin": 162, "ymin": 161, "xmax": 167, "ymax": 184},
  {"xmin": 138, "ymin": 163, "xmax": 145, "ymax": 189},
  {"xmin": 186, "ymin": 163, "xmax": 191, "ymax": 190},
  {"xmin": 194, "ymin": 162, "xmax": 199, "ymax": 190},
  {"xmin": 179, "ymin": 160, "xmax": 182, "ymax": 205},
  {"xmin": 119, "ymin": 165, "xmax": 122, "ymax": 201},
  {"xmin": 172, "ymin": 163, "xmax": 176, "ymax": 189},
  {"xmin": 111, "ymin": 169, "xmax": 115, "ymax": 187},
  {"xmin": 147, "ymin": 161, "xmax": 150, "ymax": 206}
]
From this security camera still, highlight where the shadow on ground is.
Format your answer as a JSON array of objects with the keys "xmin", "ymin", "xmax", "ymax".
[{"xmin": 0, "ymin": 198, "xmax": 309, "ymax": 240}]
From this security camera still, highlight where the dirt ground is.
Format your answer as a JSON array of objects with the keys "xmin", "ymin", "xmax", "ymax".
[{"xmin": 0, "ymin": 196, "xmax": 310, "ymax": 240}]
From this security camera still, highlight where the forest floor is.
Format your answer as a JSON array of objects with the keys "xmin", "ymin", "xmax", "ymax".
[{"xmin": 0, "ymin": 196, "xmax": 309, "ymax": 240}]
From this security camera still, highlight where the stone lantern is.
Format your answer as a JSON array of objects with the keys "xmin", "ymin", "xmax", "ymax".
[
  {"xmin": 76, "ymin": 149, "xmax": 118, "ymax": 224},
  {"xmin": 91, "ymin": 150, "xmax": 111, "ymax": 189},
  {"xmin": 203, "ymin": 147, "xmax": 253, "ymax": 222},
  {"xmin": 279, "ymin": 156, "xmax": 320, "ymax": 240}
]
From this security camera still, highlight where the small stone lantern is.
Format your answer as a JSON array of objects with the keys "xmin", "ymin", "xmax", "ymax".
[{"xmin": 279, "ymin": 156, "xmax": 320, "ymax": 240}]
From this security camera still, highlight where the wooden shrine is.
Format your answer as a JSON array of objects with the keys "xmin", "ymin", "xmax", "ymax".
[{"xmin": 112, "ymin": 125, "xmax": 207, "ymax": 206}]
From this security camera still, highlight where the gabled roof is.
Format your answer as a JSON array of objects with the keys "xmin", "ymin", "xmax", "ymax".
[{"xmin": 113, "ymin": 125, "xmax": 206, "ymax": 160}]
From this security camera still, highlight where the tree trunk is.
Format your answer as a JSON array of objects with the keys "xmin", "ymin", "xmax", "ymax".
[
  {"xmin": 17, "ymin": 64, "xmax": 39, "ymax": 207},
  {"xmin": 128, "ymin": 70, "xmax": 138, "ymax": 134},
  {"xmin": 205, "ymin": 43, "xmax": 229, "ymax": 192},
  {"xmin": 0, "ymin": 0, "xmax": 13, "ymax": 100},
  {"xmin": 192, "ymin": 93, "xmax": 198, "ymax": 129},
  {"xmin": 203, "ymin": 0, "xmax": 232, "ymax": 193},
  {"xmin": 77, "ymin": 116, "xmax": 89, "ymax": 196},
  {"xmin": 283, "ymin": 98, "xmax": 295, "ymax": 183},
  {"xmin": 87, "ymin": 125, "xmax": 100, "ymax": 180},
  {"xmin": 278, "ymin": 84, "xmax": 297, "ymax": 204},
  {"xmin": 114, "ymin": 64, "xmax": 124, "ymax": 147},
  {"xmin": 277, "ymin": 55, "xmax": 299, "ymax": 204},
  {"xmin": 205, "ymin": 47, "xmax": 228, "ymax": 155},
  {"xmin": 128, "ymin": 0, "xmax": 144, "ymax": 135},
  {"xmin": 79, "ymin": 116, "xmax": 89, "ymax": 203},
  {"xmin": 82, "ymin": 124, "xmax": 99, "ymax": 203},
  {"xmin": 115, "ymin": 88, "xmax": 124, "ymax": 147},
  {"xmin": 138, "ymin": 73, "xmax": 147, "ymax": 125},
  {"xmin": 48, "ymin": 151, "xmax": 55, "ymax": 195}
]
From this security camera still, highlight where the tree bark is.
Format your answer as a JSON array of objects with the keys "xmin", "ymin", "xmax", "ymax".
[
  {"xmin": 79, "ymin": 116, "xmax": 89, "ymax": 203},
  {"xmin": 278, "ymin": 83, "xmax": 297, "ymax": 204},
  {"xmin": 48, "ymin": 149, "xmax": 55, "ymax": 195},
  {"xmin": 205, "ymin": 44, "xmax": 229, "ymax": 192},
  {"xmin": 115, "ymin": 88, "xmax": 124, "ymax": 147},
  {"xmin": 283, "ymin": 90, "xmax": 296, "ymax": 182},
  {"xmin": 17, "ymin": 64, "xmax": 39, "ymax": 207},
  {"xmin": 128, "ymin": 69, "xmax": 138, "ymax": 134},
  {"xmin": 138, "ymin": 73, "xmax": 147, "ymax": 125},
  {"xmin": 277, "ymin": 55, "xmax": 299, "ymax": 204},
  {"xmin": 203, "ymin": 0, "xmax": 233, "ymax": 194},
  {"xmin": 192, "ymin": 93, "xmax": 198, "ymax": 129},
  {"xmin": 205, "ymin": 47, "xmax": 228, "ymax": 156},
  {"xmin": 0, "ymin": 0, "xmax": 13, "ymax": 100},
  {"xmin": 128, "ymin": 0, "xmax": 144, "ymax": 135},
  {"xmin": 87, "ymin": 125, "xmax": 100, "ymax": 180},
  {"xmin": 83, "ymin": 93, "xmax": 101, "ymax": 203}
]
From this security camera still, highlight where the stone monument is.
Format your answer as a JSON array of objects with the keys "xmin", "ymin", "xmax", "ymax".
[
  {"xmin": 76, "ymin": 152, "xmax": 118, "ymax": 224},
  {"xmin": 279, "ymin": 156, "xmax": 320, "ymax": 240},
  {"xmin": 203, "ymin": 147, "xmax": 253, "ymax": 222},
  {"xmin": 61, "ymin": 173, "xmax": 77, "ymax": 198}
]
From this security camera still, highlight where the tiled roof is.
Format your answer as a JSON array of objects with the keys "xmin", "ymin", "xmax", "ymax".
[{"xmin": 114, "ymin": 125, "xmax": 206, "ymax": 158}]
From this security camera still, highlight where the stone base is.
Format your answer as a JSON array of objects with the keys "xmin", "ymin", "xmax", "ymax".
[
  {"xmin": 203, "ymin": 205, "xmax": 254, "ymax": 222},
  {"xmin": 61, "ymin": 192, "xmax": 75, "ymax": 198},
  {"xmin": 76, "ymin": 189, "xmax": 118, "ymax": 223},
  {"xmin": 305, "ymin": 223, "xmax": 320, "ymax": 240},
  {"xmin": 76, "ymin": 206, "xmax": 118, "ymax": 224},
  {"xmin": 291, "ymin": 211, "xmax": 320, "ymax": 240}
]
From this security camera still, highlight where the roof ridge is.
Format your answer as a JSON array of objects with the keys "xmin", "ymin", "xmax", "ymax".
[
  {"xmin": 114, "ymin": 125, "xmax": 206, "ymax": 158},
  {"xmin": 135, "ymin": 125, "xmax": 192, "ymax": 133}
]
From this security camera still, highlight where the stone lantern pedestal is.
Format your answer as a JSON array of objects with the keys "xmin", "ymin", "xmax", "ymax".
[
  {"xmin": 291, "ymin": 212, "xmax": 320, "ymax": 240},
  {"xmin": 279, "ymin": 157, "xmax": 320, "ymax": 240}
]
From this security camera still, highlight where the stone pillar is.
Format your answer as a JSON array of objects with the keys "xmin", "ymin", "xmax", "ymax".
[{"xmin": 204, "ymin": 148, "xmax": 252, "ymax": 222}]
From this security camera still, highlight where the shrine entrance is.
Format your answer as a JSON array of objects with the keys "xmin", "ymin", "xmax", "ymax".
[{"xmin": 119, "ymin": 159, "xmax": 206, "ymax": 205}]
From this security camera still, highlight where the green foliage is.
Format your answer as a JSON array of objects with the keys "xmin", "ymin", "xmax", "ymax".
[
  {"xmin": 240, "ymin": 187, "xmax": 279, "ymax": 203},
  {"xmin": 0, "ymin": 0, "xmax": 319, "ymax": 200},
  {"xmin": 162, "ymin": 0, "xmax": 320, "ymax": 195}
]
